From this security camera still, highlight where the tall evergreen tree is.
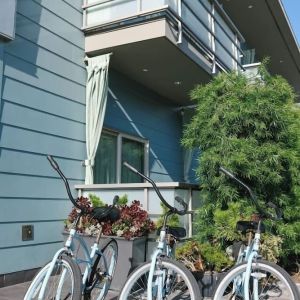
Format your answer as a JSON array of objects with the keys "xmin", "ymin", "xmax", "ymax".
[{"xmin": 182, "ymin": 64, "xmax": 300, "ymax": 260}]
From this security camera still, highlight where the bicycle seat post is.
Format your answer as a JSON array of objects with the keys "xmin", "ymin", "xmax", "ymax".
[
  {"xmin": 247, "ymin": 231, "xmax": 253, "ymax": 247},
  {"xmin": 253, "ymin": 220, "xmax": 262, "ymax": 252},
  {"xmin": 73, "ymin": 211, "xmax": 83, "ymax": 229},
  {"xmin": 95, "ymin": 225, "xmax": 103, "ymax": 244}
]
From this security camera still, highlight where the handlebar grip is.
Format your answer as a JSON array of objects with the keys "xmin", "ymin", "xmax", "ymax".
[
  {"xmin": 123, "ymin": 161, "xmax": 139, "ymax": 174},
  {"xmin": 266, "ymin": 202, "xmax": 283, "ymax": 220},
  {"xmin": 47, "ymin": 155, "xmax": 60, "ymax": 170}
]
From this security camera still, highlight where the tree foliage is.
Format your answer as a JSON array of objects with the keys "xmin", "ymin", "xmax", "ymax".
[{"xmin": 182, "ymin": 64, "xmax": 300, "ymax": 260}]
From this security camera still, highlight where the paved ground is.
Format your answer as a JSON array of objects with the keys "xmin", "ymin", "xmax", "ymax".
[
  {"xmin": 0, "ymin": 281, "xmax": 299, "ymax": 300},
  {"xmin": 0, "ymin": 282, "xmax": 119, "ymax": 300}
]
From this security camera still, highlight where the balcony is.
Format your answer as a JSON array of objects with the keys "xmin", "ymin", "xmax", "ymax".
[{"xmin": 83, "ymin": 0, "xmax": 244, "ymax": 104}]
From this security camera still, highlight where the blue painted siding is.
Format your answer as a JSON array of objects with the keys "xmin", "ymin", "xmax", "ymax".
[
  {"xmin": 0, "ymin": 0, "xmax": 85, "ymax": 275},
  {"xmin": 105, "ymin": 71, "xmax": 184, "ymax": 182},
  {"xmin": 0, "ymin": 44, "xmax": 3, "ymax": 109}
]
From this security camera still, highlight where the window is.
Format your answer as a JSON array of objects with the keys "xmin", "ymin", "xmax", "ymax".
[{"xmin": 94, "ymin": 130, "xmax": 148, "ymax": 184}]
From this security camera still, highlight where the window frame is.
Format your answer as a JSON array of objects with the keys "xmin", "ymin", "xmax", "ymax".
[{"xmin": 98, "ymin": 128, "xmax": 149, "ymax": 184}]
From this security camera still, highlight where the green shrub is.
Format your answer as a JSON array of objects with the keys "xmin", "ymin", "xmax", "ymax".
[
  {"xmin": 88, "ymin": 194, "xmax": 105, "ymax": 207},
  {"xmin": 182, "ymin": 63, "xmax": 300, "ymax": 261},
  {"xmin": 156, "ymin": 202, "xmax": 180, "ymax": 228},
  {"xmin": 176, "ymin": 240, "xmax": 233, "ymax": 272}
]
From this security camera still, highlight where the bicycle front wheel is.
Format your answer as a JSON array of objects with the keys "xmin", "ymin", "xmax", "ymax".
[
  {"xmin": 213, "ymin": 260, "xmax": 300, "ymax": 300},
  {"xmin": 85, "ymin": 239, "xmax": 118, "ymax": 300},
  {"xmin": 118, "ymin": 257, "xmax": 201, "ymax": 300},
  {"xmin": 24, "ymin": 254, "xmax": 82, "ymax": 300}
]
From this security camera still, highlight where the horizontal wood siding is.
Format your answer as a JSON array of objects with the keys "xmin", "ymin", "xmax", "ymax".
[
  {"xmin": 0, "ymin": 0, "xmax": 86, "ymax": 275},
  {"xmin": 106, "ymin": 71, "xmax": 184, "ymax": 182}
]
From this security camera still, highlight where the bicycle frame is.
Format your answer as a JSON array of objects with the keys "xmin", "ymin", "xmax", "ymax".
[
  {"xmin": 26, "ymin": 156, "xmax": 119, "ymax": 300},
  {"xmin": 233, "ymin": 231, "xmax": 261, "ymax": 300},
  {"xmin": 219, "ymin": 166, "xmax": 280, "ymax": 300},
  {"xmin": 243, "ymin": 231, "xmax": 261, "ymax": 300},
  {"xmin": 36, "ymin": 227, "xmax": 111, "ymax": 299},
  {"xmin": 123, "ymin": 161, "xmax": 187, "ymax": 300},
  {"xmin": 147, "ymin": 228, "xmax": 173, "ymax": 299}
]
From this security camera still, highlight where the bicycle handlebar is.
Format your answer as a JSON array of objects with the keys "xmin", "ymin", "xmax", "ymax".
[
  {"xmin": 219, "ymin": 166, "xmax": 279, "ymax": 220},
  {"xmin": 123, "ymin": 162, "xmax": 188, "ymax": 215},
  {"xmin": 47, "ymin": 155, "xmax": 118, "ymax": 218},
  {"xmin": 47, "ymin": 155, "xmax": 81, "ymax": 210}
]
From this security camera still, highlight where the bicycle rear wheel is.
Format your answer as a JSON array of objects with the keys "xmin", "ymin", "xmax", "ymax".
[
  {"xmin": 118, "ymin": 257, "xmax": 201, "ymax": 300},
  {"xmin": 84, "ymin": 239, "xmax": 118, "ymax": 300},
  {"xmin": 213, "ymin": 260, "xmax": 300, "ymax": 300},
  {"xmin": 24, "ymin": 254, "xmax": 81, "ymax": 300}
]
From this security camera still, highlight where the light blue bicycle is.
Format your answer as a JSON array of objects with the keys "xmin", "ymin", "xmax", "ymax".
[
  {"xmin": 118, "ymin": 162, "xmax": 201, "ymax": 300},
  {"xmin": 24, "ymin": 156, "xmax": 120, "ymax": 300},
  {"xmin": 213, "ymin": 167, "xmax": 300, "ymax": 300}
]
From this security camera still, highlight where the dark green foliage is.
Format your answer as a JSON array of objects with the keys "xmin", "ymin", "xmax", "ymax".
[
  {"xmin": 182, "ymin": 64, "xmax": 300, "ymax": 259},
  {"xmin": 117, "ymin": 194, "xmax": 129, "ymax": 206},
  {"xmin": 89, "ymin": 194, "xmax": 105, "ymax": 207},
  {"xmin": 156, "ymin": 203, "xmax": 180, "ymax": 228},
  {"xmin": 176, "ymin": 240, "xmax": 233, "ymax": 272}
]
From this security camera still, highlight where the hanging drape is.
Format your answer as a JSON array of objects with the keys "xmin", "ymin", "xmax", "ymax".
[{"xmin": 84, "ymin": 54, "xmax": 110, "ymax": 184}]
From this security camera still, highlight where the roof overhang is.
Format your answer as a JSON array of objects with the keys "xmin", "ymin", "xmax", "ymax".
[{"xmin": 218, "ymin": 0, "xmax": 300, "ymax": 99}]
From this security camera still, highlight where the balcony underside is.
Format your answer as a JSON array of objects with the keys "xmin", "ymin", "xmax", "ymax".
[
  {"xmin": 219, "ymin": 0, "xmax": 300, "ymax": 98},
  {"xmin": 85, "ymin": 18, "xmax": 213, "ymax": 105}
]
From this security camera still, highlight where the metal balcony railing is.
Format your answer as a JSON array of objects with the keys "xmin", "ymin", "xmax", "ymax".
[{"xmin": 82, "ymin": 0, "xmax": 244, "ymax": 73}]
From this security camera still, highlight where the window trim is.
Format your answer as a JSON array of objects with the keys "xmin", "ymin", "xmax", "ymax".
[{"xmin": 100, "ymin": 128, "xmax": 149, "ymax": 184}]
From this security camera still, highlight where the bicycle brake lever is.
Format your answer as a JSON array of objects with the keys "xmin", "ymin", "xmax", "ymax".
[
  {"xmin": 174, "ymin": 196, "xmax": 188, "ymax": 214},
  {"xmin": 266, "ymin": 202, "xmax": 283, "ymax": 220}
]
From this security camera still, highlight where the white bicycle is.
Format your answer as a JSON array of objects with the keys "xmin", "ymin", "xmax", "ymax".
[
  {"xmin": 118, "ymin": 162, "xmax": 201, "ymax": 300},
  {"xmin": 24, "ymin": 155, "xmax": 120, "ymax": 300},
  {"xmin": 213, "ymin": 167, "xmax": 300, "ymax": 300}
]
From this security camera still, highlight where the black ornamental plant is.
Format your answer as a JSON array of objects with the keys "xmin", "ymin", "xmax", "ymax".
[{"xmin": 182, "ymin": 63, "xmax": 300, "ymax": 263}]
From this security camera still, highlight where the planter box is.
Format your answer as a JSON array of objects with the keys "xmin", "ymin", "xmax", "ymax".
[
  {"xmin": 193, "ymin": 271, "xmax": 224, "ymax": 298},
  {"xmin": 62, "ymin": 232, "xmax": 147, "ymax": 291}
]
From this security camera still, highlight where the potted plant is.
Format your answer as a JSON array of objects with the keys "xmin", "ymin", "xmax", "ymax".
[
  {"xmin": 64, "ymin": 194, "xmax": 156, "ymax": 291},
  {"xmin": 176, "ymin": 240, "xmax": 233, "ymax": 297}
]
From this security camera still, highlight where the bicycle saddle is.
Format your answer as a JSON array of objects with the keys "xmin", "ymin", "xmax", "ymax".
[
  {"xmin": 92, "ymin": 207, "xmax": 120, "ymax": 223},
  {"xmin": 156, "ymin": 226, "xmax": 186, "ymax": 238},
  {"xmin": 236, "ymin": 221, "xmax": 265, "ymax": 233}
]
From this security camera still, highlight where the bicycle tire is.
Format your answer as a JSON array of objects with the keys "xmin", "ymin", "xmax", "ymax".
[
  {"xmin": 84, "ymin": 239, "xmax": 118, "ymax": 300},
  {"xmin": 24, "ymin": 254, "xmax": 82, "ymax": 300},
  {"xmin": 118, "ymin": 257, "xmax": 202, "ymax": 300},
  {"xmin": 213, "ymin": 260, "xmax": 300, "ymax": 300}
]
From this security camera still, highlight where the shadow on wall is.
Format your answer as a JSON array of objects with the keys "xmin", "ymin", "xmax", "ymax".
[
  {"xmin": 108, "ymin": 87, "xmax": 171, "ymax": 178},
  {"xmin": 3, "ymin": 0, "xmax": 42, "ymax": 78},
  {"xmin": 105, "ymin": 69, "xmax": 185, "ymax": 182},
  {"xmin": 0, "ymin": 0, "xmax": 42, "ymax": 156}
]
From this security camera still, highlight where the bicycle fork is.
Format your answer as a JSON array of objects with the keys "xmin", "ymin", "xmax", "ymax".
[
  {"xmin": 147, "ymin": 230, "xmax": 166, "ymax": 299},
  {"xmin": 244, "ymin": 232, "xmax": 261, "ymax": 300}
]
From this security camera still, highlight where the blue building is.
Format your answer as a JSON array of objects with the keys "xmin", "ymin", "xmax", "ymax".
[{"xmin": 0, "ymin": 0, "xmax": 299, "ymax": 286}]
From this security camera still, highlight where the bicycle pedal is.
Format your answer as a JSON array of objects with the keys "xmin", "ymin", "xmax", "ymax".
[{"xmin": 251, "ymin": 272, "xmax": 267, "ymax": 279}]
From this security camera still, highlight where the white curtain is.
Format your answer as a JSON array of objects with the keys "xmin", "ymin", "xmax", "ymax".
[{"xmin": 84, "ymin": 54, "xmax": 110, "ymax": 184}]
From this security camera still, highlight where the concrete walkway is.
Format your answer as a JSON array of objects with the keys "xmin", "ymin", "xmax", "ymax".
[
  {"xmin": 0, "ymin": 281, "xmax": 299, "ymax": 300},
  {"xmin": 0, "ymin": 282, "xmax": 119, "ymax": 300}
]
